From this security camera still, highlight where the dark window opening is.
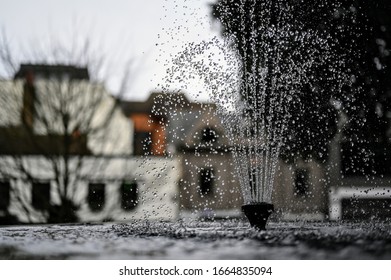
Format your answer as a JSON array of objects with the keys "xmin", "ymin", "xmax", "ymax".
[
  {"xmin": 294, "ymin": 169, "xmax": 309, "ymax": 196},
  {"xmin": 134, "ymin": 131, "xmax": 152, "ymax": 156},
  {"xmin": 121, "ymin": 181, "xmax": 138, "ymax": 210},
  {"xmin": 32, "ymin": 182, "xmax": 51, "ymax": 210},
  {"xmin": 0, "ymin": 181, "xmax": 11, "ymax": 211},
  {"xmin": 201, "ymin": 128, "xmax": 218, "ymax": 144},
  {"xmin": 88, "ymin": 183, "xmax": 105, "ymax": 212},
  {"xmin": 199, "ymin": 168, "xmax": 214, "ymax": 195}
]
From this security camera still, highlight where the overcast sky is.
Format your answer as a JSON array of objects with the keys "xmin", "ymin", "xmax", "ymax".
[{"xmin": 0, "ymin": 0, "xmax": 221, "ymax": 101}]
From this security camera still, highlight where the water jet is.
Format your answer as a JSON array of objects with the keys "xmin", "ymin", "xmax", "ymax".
[{"xmin": 165, "ymin": 0, "xmax": 347, "ymax": 230}]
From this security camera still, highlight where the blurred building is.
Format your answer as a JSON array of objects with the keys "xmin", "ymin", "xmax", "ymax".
[
  {"xmin": 272, "ymin": 159, "xmax": 328, "ymax": 221},
  {"xmin": 4, "ymin": 63, "xmax": 389, "ymax": 224},
  {"xmin": 327, "ymin": 112, "xmax": 391, "ymax": 221},
  {"xmin": 121, "ymin": 92, "xmax": 332, "ymax": 221},
  {"xmin": 0, "ymin": 156, "xmax": 179, "ymax": 224},
  {"xmin": 0, "ymin": 64, "xmax": 180, "ymax": 224},
  {"xmin": 274, "ymin": 110, "xmax": 391, "ymax": 221},
  {"xmin": 121, "ymin": 92, "xmax": 243, "ymax": 220},
  {"xmin": 122, "ymin": 92, "xmax": 391, "ymax": 222}
]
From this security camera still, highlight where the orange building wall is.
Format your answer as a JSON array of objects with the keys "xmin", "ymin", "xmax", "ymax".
[{"xmin": 130, "ymin": 113, "xmax": 166, "ymax": 156}]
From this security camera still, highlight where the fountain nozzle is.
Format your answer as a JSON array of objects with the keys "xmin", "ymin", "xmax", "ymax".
[{"xmin": 242, "ymin": 203, "xmax": 274, "ymax": 230}]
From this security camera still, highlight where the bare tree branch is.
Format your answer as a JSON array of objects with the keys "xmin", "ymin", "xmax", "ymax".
[{"xmin": 0, "ymin": 27, "xmax": 136, "ymax": 224}]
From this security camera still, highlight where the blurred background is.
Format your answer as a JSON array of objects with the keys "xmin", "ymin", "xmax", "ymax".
[{"xmin": 0, "ymin": 0, "xmax": 219, "ymax": 101}]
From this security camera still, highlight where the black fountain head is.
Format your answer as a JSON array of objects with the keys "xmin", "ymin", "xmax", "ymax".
[{"xmin": 242, "ymin": 202, "xmax": 274, "ymax": 230}]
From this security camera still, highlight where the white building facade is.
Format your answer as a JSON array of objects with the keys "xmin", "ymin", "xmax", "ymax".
[{"xmin": 0, "ymin": 66, "xmax": 181, "ymax": 224}]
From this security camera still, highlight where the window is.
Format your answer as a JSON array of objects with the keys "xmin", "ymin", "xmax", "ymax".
[
  {"xmin": 0, "ymin": 181, "xmax": 11, "ymax": 211},
  {"xmin": 294, "ymin": 169, "xmax": 309, "ymax": 196},
  {"xmin": 201, "ymin": 127, "xmax": 218, "ymax": 144},
  {"xmin": 32, "ymin": 182, "xmax": 51, "ymax": 210},
  {"xmin": 121, "ymin": 181, "xmax": 138, "ymax": 210},
  {"xmin": 133, "ymin": 131, "xmax": 152, "ymax": 155},
  {"xmin": 199, "ymin": 168, "xmax": 214, "ymax": 195},
  {"xmin": 88, "ymin": 183, "xmax": 105, "ymax": 212}
]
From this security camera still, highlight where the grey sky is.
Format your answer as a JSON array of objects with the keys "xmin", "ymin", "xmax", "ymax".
[{"xmin": 0, "ymin": 0, "xmax": 221, "ymax": 101}]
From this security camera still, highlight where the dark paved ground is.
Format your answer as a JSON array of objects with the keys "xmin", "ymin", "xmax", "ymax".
[{"xmin": 0, "ymin": 221, "xmax": 390, "ymax": 259}]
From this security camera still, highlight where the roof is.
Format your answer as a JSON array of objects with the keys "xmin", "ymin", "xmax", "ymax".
[
  {"xmin": 14, "ymin": 64, "xmax": 89, "ymax": 81},
  {"xmin": 121, "ymin": 91, "xmax": 216, "ymax": 116}
]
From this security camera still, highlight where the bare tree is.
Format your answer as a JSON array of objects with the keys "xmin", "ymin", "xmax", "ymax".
[{"xmin": 0, "ymin": 29, "xmax": 134, "ymax": 224}]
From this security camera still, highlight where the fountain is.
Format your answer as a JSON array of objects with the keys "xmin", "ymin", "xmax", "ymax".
[
  {"xmin": 169, "ymin": 3, "xmax": 346, "ymax": 230},
  {"xmin": 164, "ymin": 0, "xmax": 348, "ymax": 230},
  {"xmin": 211, "ymin": 0, "xmax": 351, "ymax": 230}
]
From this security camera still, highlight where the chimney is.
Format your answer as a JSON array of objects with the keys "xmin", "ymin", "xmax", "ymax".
[{"xmin": 21, "ymin": 70, "xmax": 36, "ymax": 129}]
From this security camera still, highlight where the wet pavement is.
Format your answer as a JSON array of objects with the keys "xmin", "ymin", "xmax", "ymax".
[{"xmin": 0, "ymin": 220, "xmax": 390, "ymax": 259}]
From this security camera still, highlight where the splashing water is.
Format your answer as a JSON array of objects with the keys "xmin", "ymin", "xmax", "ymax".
[{"xmin": 164, "ymin": 0, "xmax": 348, "ymax": 205}]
